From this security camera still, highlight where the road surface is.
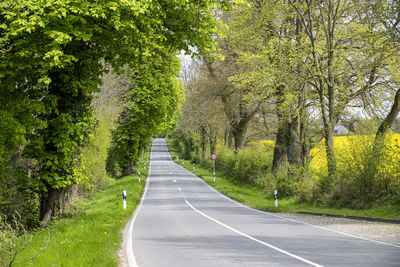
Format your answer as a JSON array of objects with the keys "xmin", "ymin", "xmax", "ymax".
[{"xmin": 125, "ymin": 139, "xmax": 400, "ymax": 267}]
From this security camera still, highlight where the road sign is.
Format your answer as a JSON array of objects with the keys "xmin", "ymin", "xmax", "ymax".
[{"xmin": 211, "ymin": 154, "xmax": 217, "ymax": 160}]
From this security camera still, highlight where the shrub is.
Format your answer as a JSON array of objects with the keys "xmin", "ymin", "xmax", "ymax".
[{"xmin": 208, "ymin": 145, "xmax": 275, "ymax": 189}]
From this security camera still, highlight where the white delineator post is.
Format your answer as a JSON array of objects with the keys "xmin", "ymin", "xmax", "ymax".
[
  {"xmin": 274, "ymin": 190, "xmax": 278, "ymax": 208},
  {"xmin": 138, "ymin": 172, "xmax": 141, "ymax": 183},
  {"xmin": 211, "ymin": 154, "xmax": 217, "ymax": 182},
  {"xmin": 122, "ymin": 190, "xmax": 127, "ymax": 209},
  {"xmin": 193, "ymin": 163, "xmax": 195, "ymax": 170}
]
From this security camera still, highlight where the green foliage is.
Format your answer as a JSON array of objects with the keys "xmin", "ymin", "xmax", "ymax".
[
  {"xmin": 1, "ymin": 0, "xmax": 227, "ymax": 222},
  {"xmin": 170, "ymin": 137, "xmax": 194, "ymax": 161},
  {"xmin": 170, "ymin": 142, "xmax": 400, "ymax": 219},
  {"xmin": 0, "ymin": 161, "xmax": 40, "ymax": 229},
  {"xmin": 79, "ymin": 114, "xmax": 114, "ymax": 193},
  {"xmin": 107, "ymin": 53, "xmax": 185, "ymax": 175},
  {"xmin": 14, "ymin": 158, "xmax": 149, "ymax": 266},
  {"xmin": 209, "ymin": 145, "xmax": 274, "ymax": 186}
]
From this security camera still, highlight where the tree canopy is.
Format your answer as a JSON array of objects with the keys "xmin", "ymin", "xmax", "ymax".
[{"xmin": 0, "ymin": 0, "xmax": 228, "ymax": 222}]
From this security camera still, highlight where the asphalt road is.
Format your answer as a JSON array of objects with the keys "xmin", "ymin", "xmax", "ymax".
[{"xmin": 126, "ymin": 138, "xmax": 400, "ymax": 267}]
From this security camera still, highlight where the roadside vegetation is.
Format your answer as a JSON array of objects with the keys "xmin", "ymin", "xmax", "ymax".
[
  {"xmin": 174, "ymin": 0, "xmax": 400, "ymax": 217},
  {"xmin": 3, "ymin": 157, "xmax": 148, "ymax": 266},
  {"xmin": 167, "ymin": 139, "xmax": 400, "ymax": 220}
]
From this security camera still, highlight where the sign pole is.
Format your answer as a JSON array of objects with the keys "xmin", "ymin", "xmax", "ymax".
[{"xmin": 211, "ymin": 154, "xmax": 217, "ymax": 182}]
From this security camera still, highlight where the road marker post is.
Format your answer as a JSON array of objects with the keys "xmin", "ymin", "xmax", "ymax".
[
  {"xmin": 193, "ymin": 163, "xmax": 195, "ymax": 170},
  {"xmin": 122, "ymin": 190, "xmax": 127, "ymax": 209},
  {"xmin": 138, "ymin": 172, "xmax": 141, "ymax": 183},
  {"xmin": 211, "ymin": 154, "xmax": 217, "ymax": 182},
  {"xmin": 274, "ymin": 190, "xmax": 278, "ymax": 208}
]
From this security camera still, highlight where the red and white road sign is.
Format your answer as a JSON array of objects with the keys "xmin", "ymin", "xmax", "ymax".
[{"xmin": 211, "ymin": 154, "xmax": 217, "ymax": 160}]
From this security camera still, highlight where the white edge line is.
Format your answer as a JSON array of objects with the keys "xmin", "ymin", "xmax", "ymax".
[
  {"xmin": 179, "ymin": 188, "xmax": 323, "ymax": 267},
  {"xmin": 172, "ymin": 160, "xmax": 400, "ymax": 249},
  {"xmin": 126, "ymin": 146, "xmax": 153, "ymax": 267}
]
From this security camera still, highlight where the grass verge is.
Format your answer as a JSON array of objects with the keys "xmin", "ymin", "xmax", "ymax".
[
  {"xmin": 166, "ymin": 140, "xmax": 400, "ymax": 220},
  {"xmin": 14, "ymin": 153, "xmax": 149, "ymax": 266}
]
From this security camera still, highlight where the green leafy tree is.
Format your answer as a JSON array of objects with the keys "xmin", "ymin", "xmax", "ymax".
[
  {"xmin": 227, "ymin": 0, "xmax": 314, "ymax": 172},
  {"xmin": 287, "ymin": 0, "xmax": 385, "ymax": 183},
  {"xmin": 107, "ymin": 53, "xmax": 184, "ymax": 176},
  {"xmin": 1, "ymin": 0, "xmax": 227, "ymax": 222}
]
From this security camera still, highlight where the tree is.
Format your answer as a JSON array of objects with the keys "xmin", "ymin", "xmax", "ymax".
[
  {"xmin": 107, "ymin": 52, "xmax": 184, "ymax": 175},
  {"xmin": 369, "ymin": 0, "xmax": 400, "ymax": 142},
  {"xmin": 179, "ymin": 66, "xmax": 226, "ymax": 158},
  {"xmin": 228, "ymin": 0, "xmax": 313, "ymax": 171},
  {"xmin": 1, "ymin": 0, "xmax": 227, "ymax": 222},
  {"xmin": 288, "ymin": 0, "xmax": 384, "ymax": 182},
  {"xmin": 204, "ymin": 38, "xmax": 262, "ymax": 150}
]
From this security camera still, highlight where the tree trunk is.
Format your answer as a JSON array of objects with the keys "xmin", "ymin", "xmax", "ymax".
[
  {"xmin": 40, "ymin": 185, "xmax": 79, "ymax": 223},
  {"xmin": 272, "ymin": 84, "xmax": 288, "ymax": 172},
  {"xmin": 227, "ymin": 130, "xmax": 233, "ymax": 148},
  {"xmin": 40, "ymin": 188, "xmax": 64, "ymax": 223},
  {"xmin": 184, "ymin": 138, "xmax": 193, "ymax": 159},
  {"xmin": 233, "ymin": 120, "xmax": 248, "ymax": 150},
  {"xmin": 364, "ymin": 88, "xmax": 400, "ymax": 182},
  {"xmin": 209, "ymin": 125, "xmax": 217, "ymax": 155},
  {"xmin": 224, "ymin": 128, "xmax": 229, "ymax": 147},
  {"xmin": 287, "ymin": 117, "xmax": 303, "ymax": 167},
  {"xmin": 272, "ymin": 124, "xmax": 288, "ymax": 172},
  {"xmin": 373, "ymin": 88, "xmax": 400, "ymax": 152},
  {"xmin": 200, "ymin": 126, "xmax": 206, "ymax": 160},
  {"xmin": 324, "ymin": 124, "xmax": 337, "ymax": 181}
]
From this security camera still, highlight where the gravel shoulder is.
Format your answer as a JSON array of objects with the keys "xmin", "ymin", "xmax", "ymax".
[{"xmin": 282, "ymin": 213, "xmax": 400, "ymax": 246}]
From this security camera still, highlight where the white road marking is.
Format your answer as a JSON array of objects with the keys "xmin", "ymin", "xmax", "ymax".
[
  {"xmin": 179, "ymin": 188, "xmax": 323, "ymax": 267},
  {"xmin": 173, "ymin": 179, "xmax": 177, "ymax": 183},
  {"xmin": 180, "ymin": 162, "xmax": 400, "ymax": 249},
  {"xmin": 126, "ymin": 149, "xmax": 153, "ymax": 267}
]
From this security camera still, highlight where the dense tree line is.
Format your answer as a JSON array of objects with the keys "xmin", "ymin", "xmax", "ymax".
[
  {"xmin": 174, "ymin": 0, "xmax": 400, "ymax": 207},
  {"xmin": 0, "ymin": 0, "xmax": 228, "ymax": 225}
]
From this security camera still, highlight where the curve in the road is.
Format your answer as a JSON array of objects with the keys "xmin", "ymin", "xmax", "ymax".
[{"xmin": 124, "ymin": 139, "xmax": 400, "ymax": 267}]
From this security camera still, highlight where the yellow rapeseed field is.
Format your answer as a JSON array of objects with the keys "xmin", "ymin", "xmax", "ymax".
[
  {"xmin": 248, "ymin": 139, "xmax": 275, "ymax": 147},
  {"xmin": 250, "ymin": 134, "xmax": 400, "ymax": 176}
]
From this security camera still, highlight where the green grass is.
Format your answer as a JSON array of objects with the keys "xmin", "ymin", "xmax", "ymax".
[
  {"xmin": 12, "ymin": 154, "xmax": 149, "ymax": 267},
  {"xmin": 166, "ymin": 139, "xmax": 400, "ymax": 220}
]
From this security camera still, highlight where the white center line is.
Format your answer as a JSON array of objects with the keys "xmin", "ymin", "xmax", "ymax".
[{"xmin": 179, "ymin": 187, "xmax": 323, "ymax": 267}]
